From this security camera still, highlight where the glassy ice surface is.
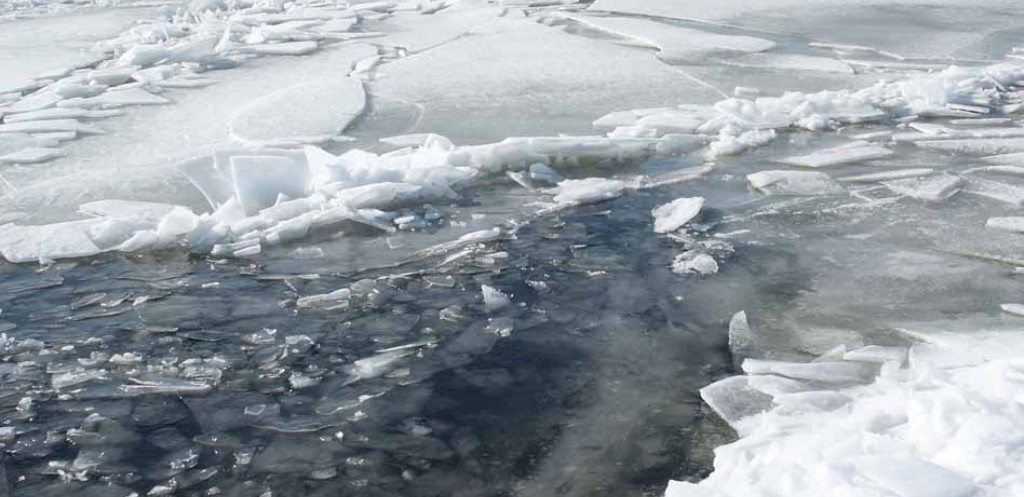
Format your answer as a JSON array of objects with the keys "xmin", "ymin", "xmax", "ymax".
[{"xmin": 3, "ymin": 1, "xmax": 1024, "ymax": 496}]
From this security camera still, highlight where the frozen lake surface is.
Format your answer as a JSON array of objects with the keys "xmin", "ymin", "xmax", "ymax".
[{"xmin": 2, "ymin": 1, "xmax": 1024, "ymax": 496}]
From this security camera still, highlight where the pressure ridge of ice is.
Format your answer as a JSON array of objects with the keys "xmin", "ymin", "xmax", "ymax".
[{"xmin": 666, "ymin": 321, "xmax": 1024, "ymax": 497}]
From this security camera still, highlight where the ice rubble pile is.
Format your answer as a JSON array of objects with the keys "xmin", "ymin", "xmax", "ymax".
[
  {"xmin": 668, "ymin": 322, "xmax": 1024, "ymax": 497},
  {"xmin": 594, "ymin": 63, "xmax": 1024, "ymax": 159},
  {"xmin": 0, "ymin": 0, "xmax": 439, "ymax": 164},
  {"xmin": 0, "ymin": 134, "xmax": 675, "ymax": 263}
]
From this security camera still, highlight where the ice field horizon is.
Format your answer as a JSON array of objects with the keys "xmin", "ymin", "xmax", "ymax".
[{"xmin": 2, "ymin": 0, "xmax": 1024, "ymax": 496}]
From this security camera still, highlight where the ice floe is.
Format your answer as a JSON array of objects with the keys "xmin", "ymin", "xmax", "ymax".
[
  {"xmin": 747, "ymin": 170, "xmax": 845, "ymax": 196},
  {"xmin": 777, "ymin": 142, "xmax": 893, "ymax": 168},
  {"xmin": 652, "ymin": 197, "xmax": 705, "ymax": 233}
]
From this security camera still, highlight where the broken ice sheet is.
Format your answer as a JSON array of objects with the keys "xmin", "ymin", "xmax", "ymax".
[
  {"xmin": 0, "ymin": 221, "xmax": 102, "ymax": 263},
  {"xmin": 553, "ymin": 178, "xmax": 626, "ymax": 205},
  {"xmin": 838, "ymin": 168, "xmax": 934, "ymax": 183},
  {"xmin": 228, "ymin": 76, "xmax": 365, "ymax": 147},
  {"xmin": 777, "ymin": 142, "xmax": 893, "ymax": 168},
  {"xmin": 962, "ymin": 177, "xmax": 1024, "ymax": 207},
  {"xmin": 0, "ymin": 147, "xmax": 65, "ymax": 164},
  {"xmin": 882, "ymin": 173, "xmax": 963, "ymax": 202},
  {"xmin": 559, "ymin": 13, "xmax": 775, "ymax": 63}
]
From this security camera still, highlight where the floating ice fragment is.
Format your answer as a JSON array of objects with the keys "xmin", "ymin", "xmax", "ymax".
[
  {"xmin": 0, "ymin": 118, "xmax": 102, "ymax": 135},
  {"xmin": 1000, "ymin": 303, "xmax": 1024, "ymax": 317},
  {"xmin": 962, "ymin": 177, "xmax": 1024, "ymax": 207},
  {"xmin": 777, "ymin": 142, "xmax": 893, "ymax": 168},
  {"xmin": 64, "ymin": 87, "xmax": 170, "ymax": 108},
  {"xmin": 671, "ymin": 253, "xmax": 718, "ymax": 275},
  {"xmin": 0, "ymin": 147, "xmax": 65, "ymax": 164},
  {"xmin": 728, "ymin": 311, "xmax": 754, "ymax": 367},
  {"xmin": 553, "ymin": 178, "xmax": 626, "ymax": 205},
  {"xmin": 4, "ymin": 91, "xmax": 63, "ymax": 114},
  {"xmin": 838, "ymin": 168, "xmax": 934, "ymax": 183},
  {"xmin": 3, "ymin": 107, "xmax": 119, "ymax": 123},
  {"xmin": 118, "ymin": 44, "xmax": 170, "ymax": 67},
  {"xmin": 747, "ymin": 170, "xmax": 845, "ymax": 196},
  {"xmin": 915, "ymin": 138, "xmax": 1024, "ymax": 155},
  {"xmin": 53, "ymin": 83, "xmax": 108, "ymax": 99},
  {"xmin": 651, "ymin": 197, "xmax": 704, "ymax": 234},
  {"xmin": 229, "ymin": 77, "xmax": 364, "ymax": 147},
  {"xmin": 485, "ymin": 317, "xmax": 514, "ymax": 337},
  {"xmin": 882, "ymin": 174, "xmax": 963, "ymax": 202},
  {"xmin": 985, "ymin": 217, "xmax": 1024, "ymax": 233},
  {"xmin": 350, "ymin": 349, "xmax": 413, "ymax": 380},
  {"xmin": 296, "ymin": 288, "xmax": 351, "ymax": 309},
  {"xmin": 481, "ymin": 285, "xmax": 511, "ymax": 313},
  {"xmin": 843, "ymin": 345, "xmax": 907, "ymax": 364},
  {"xmin": 742, "ymin": 358, "xmax": 878, "ymax": 384},
  {"xmin": 699, "ymin": 376, "xmax": 772, "ymax": 431},
  {"xmin": 528, "ymin": 163, "xmax": 563, "ymax": 185},
  {"xmin": 979, "ymin": 152, "xmax": 1024, "ymax": 166}
]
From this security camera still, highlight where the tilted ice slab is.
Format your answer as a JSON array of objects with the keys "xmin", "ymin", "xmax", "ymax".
[
  {"xmin": 668, "ymin": 320, "xmax": 1024, "ymax": 497},
  {"xmin": 228, "ymin": 77, "xmax": 366, "ymax": 147},
  {"xmin": 558, "ymin": 13, "xmax": 775, "ymax": 63}
]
